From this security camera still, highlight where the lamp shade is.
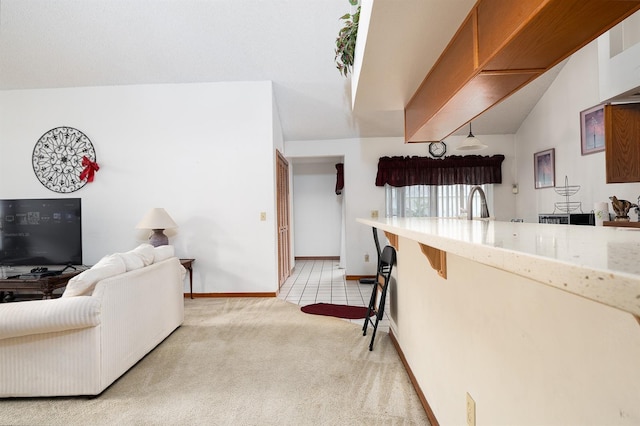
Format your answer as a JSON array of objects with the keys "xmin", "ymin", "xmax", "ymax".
[
  {"xmin": 456, "ymin": 123, "xmax": 487, "ymax": 151},
  {"xmin": 136, "ymin": 208, "xmax": 178, "ymax": 230}
]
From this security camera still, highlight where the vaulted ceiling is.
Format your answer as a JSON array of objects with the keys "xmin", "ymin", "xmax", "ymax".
[{"xmin": 0, "ymin": 0, "xmax": 581, "ymax": 141}]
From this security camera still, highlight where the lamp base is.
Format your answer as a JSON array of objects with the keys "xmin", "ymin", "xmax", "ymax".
[{"xmin": 149, "ymin": 229, "xmax": 168, "ymax": 247}]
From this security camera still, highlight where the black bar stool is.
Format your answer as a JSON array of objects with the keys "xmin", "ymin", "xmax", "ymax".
[{"xmin": 362, "ymin": 245, "xmax": 396, "ymax": 351}]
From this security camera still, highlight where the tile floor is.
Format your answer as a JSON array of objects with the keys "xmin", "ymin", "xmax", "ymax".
[{"xmin": 278, "ymin": 258, "xmax": 389, "ymax": 333}]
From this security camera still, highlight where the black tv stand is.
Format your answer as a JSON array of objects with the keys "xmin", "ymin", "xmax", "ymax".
[{"xmin": 60, "ymin": 264, "xmax": 77, "ymax": 273}]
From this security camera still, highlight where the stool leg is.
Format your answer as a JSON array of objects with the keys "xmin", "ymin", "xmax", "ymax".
[
  {"xmin": 363, "ymin": 282, "xmax": 378, "ymax": 335},
  {"xmin": 368, "ymin": 287, "xmax": 388, "ymax": 351}
]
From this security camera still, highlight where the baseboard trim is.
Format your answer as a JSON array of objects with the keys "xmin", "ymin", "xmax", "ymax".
[
  {"xmin": 345, "ymin": 275, "xmax": 375, "ymax": 281},
  {"xmin": 294, "ymin": 256, "xmax": 340, "ymax": 260},
  {"xmin": 389, "ymin": 329, "xmax": 439, "ymax": 426},
  {"xmin": 185, "ymin": 292, "xmax": 277, "ymax": 298}
]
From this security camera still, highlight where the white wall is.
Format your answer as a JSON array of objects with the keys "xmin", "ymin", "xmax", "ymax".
[
  {"xmin": 292, "ymin": 162, "xmax": 342, "ymax": 257},
  {"xmin": 285, "ymin": 136, "xmax": 516, "ymax": 276},
  {"xmin": 0, "ymin": 81, "xmax": 279, "ymax": 294},
  {"xmin": 516, "ymin": 39, "xmax": 640, "ymax": 222},
  {"xmin": 599, "ymin": 10, "xmax": 640, "ymax": 101}
]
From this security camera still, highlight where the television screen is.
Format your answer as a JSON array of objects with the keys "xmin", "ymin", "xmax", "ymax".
[{"xmin": 0, "ymin": 198, "xmax": 82, "ymax": 266}]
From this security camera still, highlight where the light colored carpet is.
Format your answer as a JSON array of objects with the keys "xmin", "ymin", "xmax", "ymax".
[{"xmin": 0, "ymin": 298, "xmax": 429, "ymax": 425}]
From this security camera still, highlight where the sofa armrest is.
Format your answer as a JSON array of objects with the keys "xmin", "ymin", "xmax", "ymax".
[{"xmin": 0, "ymin": 296, "xmax": 101, "ymax": 340}]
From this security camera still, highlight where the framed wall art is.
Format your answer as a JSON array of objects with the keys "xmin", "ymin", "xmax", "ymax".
[
  {"xmin": 580, "ymin": 104, "xmax": 605, "ymax": 155},
  {"xmin": 534, "ymin": 148, "xmax": 555, "ymax": 189},
  {"xmin": 32, "ymin": 126, "xmax": 98, "ymax": 193}
]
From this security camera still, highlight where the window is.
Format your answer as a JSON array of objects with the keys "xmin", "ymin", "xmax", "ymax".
[{"xmin": 385, "ymin": 184, "xmax": 493, "ymax": 218}]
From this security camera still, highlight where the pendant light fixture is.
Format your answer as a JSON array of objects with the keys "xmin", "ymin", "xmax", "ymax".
[{"xmin": 457, "ymin": 122, "xmax": 487, "ymax": 151}]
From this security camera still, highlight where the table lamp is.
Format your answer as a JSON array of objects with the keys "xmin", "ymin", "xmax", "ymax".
[{"xmin": 136, "ymin": 208, "xmax": 178, "ymax": 247}]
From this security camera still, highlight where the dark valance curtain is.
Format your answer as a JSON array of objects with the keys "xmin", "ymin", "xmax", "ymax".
[
  {"xmin": 375, "ymin": 155, "xmax": 505, "ymax": 187},
  {"xmin": 335, "ymin": 163, "xmax": 344, "ymax": 194}
]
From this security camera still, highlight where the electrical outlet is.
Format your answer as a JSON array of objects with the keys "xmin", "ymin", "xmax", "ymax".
[
  {"xmin": 371, "ymin": 210, "xmax": 379, "ymax": 219},
  {"xmin": 466, "ymin": 393, "xmax": 476, "ymax": 426},
  {"xmin": 364, "ymin": 254, "xmax": 370, "ymax": 262},
  {"xmin": 260, "ymin": 212, "xmax": 267, "ymax": 221}
]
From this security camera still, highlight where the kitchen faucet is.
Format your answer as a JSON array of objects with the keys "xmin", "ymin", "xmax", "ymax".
[{"xmin": 467, "ymin": 186, "xmax": 490, "ymax": 220}]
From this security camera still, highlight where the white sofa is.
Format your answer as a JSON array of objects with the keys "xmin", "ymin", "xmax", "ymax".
[{"xmin": 0, "ymin": 245, "xmax": 185, "ymax": 397}]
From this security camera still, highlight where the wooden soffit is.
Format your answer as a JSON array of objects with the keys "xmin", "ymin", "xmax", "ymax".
[{"xmin": 404, "ymin": 0, "xmax": 640, "ymax": 143}]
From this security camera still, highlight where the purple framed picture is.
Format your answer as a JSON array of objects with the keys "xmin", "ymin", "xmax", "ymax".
[
  {"xmin": 580, "ymin": 104, "xmax": 605, "ymax": 155},
  {"xmin": 534, "ymin": 148, "xmax": 555, "ymax": 189}
]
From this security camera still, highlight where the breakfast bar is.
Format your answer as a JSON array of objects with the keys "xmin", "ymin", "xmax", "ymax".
[{"xmin": 357, "ymin": 217, "xmax": 640, "ymax": 425}]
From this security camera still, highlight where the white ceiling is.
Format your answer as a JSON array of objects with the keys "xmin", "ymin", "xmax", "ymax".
[{"xmin": 0, "ymin": 0, "xmax": 559, "ymax": 142}]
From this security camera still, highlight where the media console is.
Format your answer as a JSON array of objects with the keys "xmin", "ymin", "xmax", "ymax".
[
  {"xmin": 0, "ymin": 269, "xmax": 85, "ymax": 302},
  {"xmin": 5, "ymin": 264, "xmax": 79, "ymax": 280}
]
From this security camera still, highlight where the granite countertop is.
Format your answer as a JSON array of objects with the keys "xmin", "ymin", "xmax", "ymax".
[{"xmin": 357, "ymin": 217, "xmax": 640, "ymax": 317}]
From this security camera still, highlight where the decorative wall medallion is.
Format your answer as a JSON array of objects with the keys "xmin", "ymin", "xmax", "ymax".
[{"xmin": 32, "ymin": 126, "xmax": 97, "ymax": 193}]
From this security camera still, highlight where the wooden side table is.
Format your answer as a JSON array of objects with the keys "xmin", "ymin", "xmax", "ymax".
[{"xmin": 180, "ymin": 258, "xmax": 195, "ymax": 298}]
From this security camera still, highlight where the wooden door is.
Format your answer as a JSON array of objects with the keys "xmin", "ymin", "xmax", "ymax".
[{"xmin": 276, "ymin": 150, "xmax": 291, "ymax": 287}]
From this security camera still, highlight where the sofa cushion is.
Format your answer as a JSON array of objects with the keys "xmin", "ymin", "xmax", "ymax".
[
  {"xmin": 153, "ymin": 245, "xmax": 175, "ymax": 262},
  {"xmin": 62, "ymin": 254, "xmax": 127, "ymax": 297},
  {"xmin": 132, "ymin": 243, "xmax": 155, "ymax": 266},
  {"xmin": 117, "ymin": 251, "xmax": 145, "ymax": 271}
]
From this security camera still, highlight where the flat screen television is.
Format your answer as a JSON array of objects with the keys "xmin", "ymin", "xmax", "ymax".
[{"xmin": 0, "ymin": 198, "xmax": 82, "ymax": 266}]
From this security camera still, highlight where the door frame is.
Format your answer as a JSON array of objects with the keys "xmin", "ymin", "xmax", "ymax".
[{"xmin": 276, "ymin": 150, "xmax": 291, "ymax": 287}]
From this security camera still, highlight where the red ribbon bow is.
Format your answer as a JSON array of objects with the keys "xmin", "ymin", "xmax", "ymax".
[{"xmin": 80, "ymin": 156, "xmax": 100, "ymax": 183}]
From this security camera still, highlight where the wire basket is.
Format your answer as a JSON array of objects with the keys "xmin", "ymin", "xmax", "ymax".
[
  {"xmin": 553, "ymin": 201, "xmax": 582, "ymax": 213},
  {"xmin": 554, "ymin": 176, "xmax": 580, "ymax": 197},
  {"xmin": 552, "ymin": 176, "xmax": 582, "ymax": 213}
]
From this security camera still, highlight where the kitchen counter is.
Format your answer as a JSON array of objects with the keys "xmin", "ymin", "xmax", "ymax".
[
  {"xmin": 357, "ymin": 217, "xmax": 640, "ymax": 317},
  {"xmin": 358, "ymin": 217, "xmax": 640, "ymax": 425}
]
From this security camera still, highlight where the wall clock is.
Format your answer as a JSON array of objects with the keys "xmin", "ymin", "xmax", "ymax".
[
  {"xmin": 428, "ymin": 141, "xmax": 447, "ymax": 158},
  {"xmin": 32, "ymin": 126, "xmax": 97, "ymax": 193}
]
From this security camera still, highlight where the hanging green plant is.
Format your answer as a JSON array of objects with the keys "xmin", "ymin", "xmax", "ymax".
[{"xmin": 334, "ymin": 5, "xmax": 360, "ymax": 77}]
